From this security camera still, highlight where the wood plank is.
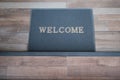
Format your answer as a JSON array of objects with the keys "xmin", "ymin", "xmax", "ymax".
[
  {"xmin": 0, "ymin": 33, "xmax": 28, "ymax": 44},
  {"xmin": 0, "ymin": 43, "xmax": 27, "ymax": 51},
  {"xmin": 0, "ymin": 9, "xmax": 30, "ymax": 15},
  {"xmin": 0, "ymin": 57, "xmax": 23, "ymax": 66},
  {"xmin": 0, "ymin": 56, "xmax": 120, "ymax": 67},
  {"xmin": 94, "ymin": 14, "xmax": 120, "ymax": 31},
  {"xmin": 0, "ymin": 2, "xmax": 66, "ymax": 8},
  {"xmin": 94, "ymin": 18, "xmax": 120, "ymax": 31},
  {"xmin": 0, "ymin": 56, "xmax": 66, "ymax": 67},
  {"xmin": 0, "ymin": 0, "xmax": 67, "ymax": 2},
  {"xmin": 0, "ymin": 9, "xmax": 30, "ymax": 33},
  {"xmin": 0, "ymin": 67, "xmax": 7, "ymax": 78},
  {"xmin": 93, "ymin": 8, "xmax": 120, "ymax": 14},
  {"xmin": 21, "ymin": 56, "xmax": 67, "ymax": 67},
  {"xmin": 96, "ymin": 14, "xmax": 120, "ymax": 20},
  {"xmin": 67, "ymin": 57, "xmax": 120, "ymax": 79},
  {"xmin": 97, "ymin": 57, "xmax": 120, "ymax": 67},
  {"xmin": 67, "ymin": 57, "xmax": 120, "ymax": 67},
  {"xmin": 67, "ymin": 76, "xmax": 120, "ymax": 80},
  {"xmin": 67, "ymin": 57, "xmax": 98, "ymax": 66},
  {"xmin": 96, "ymin": 31, "xmax": 120, "ymax": 51},
  {"xmin": 0, "ymin": 56, "xmax": 120, "ymax": 79},
  {"xmin": 7, "ymin": 66, "xmax": 67, "ymax": 79},
  {"xmin": 67, "ymin": 0, "xmax": 120, "ymax": 8},
  {"xmin": 67, "ymin": 66, "xmax": 120, "ymax": 77}
]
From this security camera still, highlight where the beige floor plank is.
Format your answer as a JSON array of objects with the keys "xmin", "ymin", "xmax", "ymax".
[
  {"xmin": 7, "ymin": 66, "xmax": 67, "ymax": 79},
  {"xmin": 0, "ymin": 0, "xmax": 67, "ymax": 2},
  {"xmin": 0, "ymin": 57, "xmax": 23, "ymax": 67},
  {"xmin": 21, "ymin": 56, "xmax": 67, "ymax": 67},
  {"xmin": 67, "ymin": 65, "xmax": 120, "ymax": 77},
  {"xmin": 67, "ymin": 57, "xmax": 120, "ymax": 67},
  {"xmin": 0, "ymin": 33, "xmax": 29, "ymax": 44},
  {"xmin": 96, "ymin": 31, "xmax": 120, "ymax": 51},
  {"xmin": 0, "ymin": 43, "xmax": 27, "ymax": 51},
  {"xmin": 0, "ymin": 67, "xmax": 7, "ymax": 79},
  {"xmin": 67, "ymin": 0, "xmax": 120, "ymax": 8}
]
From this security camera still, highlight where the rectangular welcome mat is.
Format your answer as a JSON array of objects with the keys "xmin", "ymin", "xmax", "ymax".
[{"xmin": 29, "ymin": 9, "xmax": 95, "ymax": 52}]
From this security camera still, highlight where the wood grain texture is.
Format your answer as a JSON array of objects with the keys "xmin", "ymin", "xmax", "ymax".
[
  {"xmin": 67, "ymin": 0, "xmax": 120, "ymax": 8},
  {"xmin": 0, "ymin": 1, "xmax": 120, "ymax": 80},
  {"xmin": 68, "ymin": 66, "xmax": 120, "ymax": 77},
  {"xmin": 67, "ymin": 57, "xmax": 120, "ymax": 79},
  {"xmin": 0, "ymin": 0, "xmax": 67, "ymax": 2},
  {"xmin": 0, "ymin": 67, "xmax": 7, "ymax": 78},
  {"xmin": 7, "ymin": 66, "xmax": 67, "ymax": 79},
  {"xmin": 96, "ymin": 31, "xmax": 120, "ymax": 51},
  {"xmin": 0, "ymin": 57, "xmax": 120, "ymax": 79},
  {"xmin": 0, "ymin": 57, "xmax": 23, "ymax": 66},
  {"xmin": 94, "ymin": 14, "xmax": 120, "ymax": 31}
]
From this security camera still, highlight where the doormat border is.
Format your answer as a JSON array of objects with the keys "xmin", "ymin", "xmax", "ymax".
[{"xmin": 0, "ymin": 52, "xmax": 120, "ymax": 56}]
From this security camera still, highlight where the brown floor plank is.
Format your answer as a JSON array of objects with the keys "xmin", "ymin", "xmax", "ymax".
[
  {"xmin": 67, "ymin": 66, "xmax": 120, "ymax": 77},
  {"xmin": 0, "ymin": 67, "xmax": 7, "ymax": 78},
  {"xmin": 0, "ymin": 43, "xmax": 27, "ymax": 51},
  {"xmin": 21, "ymin": 56, "xmax": 67, "ymax": 67},
  {"xmin": 67, "ymin": 0, "xmax": 120, "ymax": 8},
  {"xmin": 96, "ymin": 31, "xmax": 120, "ymax": 51},
  {"xmin": 6, "ymin": 66, "xmax": 67, "ymax": 79},
  {"xmin": 0, "ymin": 0, "xmax": 67, "ymax": 2},
  {"xmin": 0, "ymin": 57, "xmax": 23, "ymax": 67}
]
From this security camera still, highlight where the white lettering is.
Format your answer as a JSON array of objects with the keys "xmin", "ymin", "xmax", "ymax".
[
  {"xmin": 47, "ymin": 27, "xmax": 52, "ymax": 33},
  {"xmin": 39, "ymin": 26, "xmax": 84, "ymax": 34},
  {"xmin": 59, "ymin": 27, "xmax": 64, "ymax": 33},
  {"xmin": 39, "ymin": 27, "xmax": 46, "ymax": 33}
]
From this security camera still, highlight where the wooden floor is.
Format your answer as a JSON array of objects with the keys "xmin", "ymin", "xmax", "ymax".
[{"xmin": 0, "ymin": 0, "xmax": 120, "ymax": 80}]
